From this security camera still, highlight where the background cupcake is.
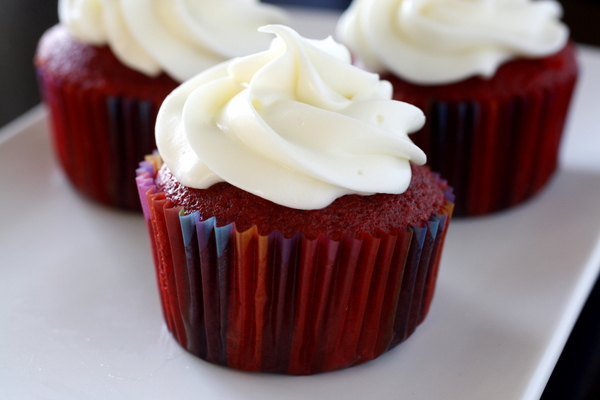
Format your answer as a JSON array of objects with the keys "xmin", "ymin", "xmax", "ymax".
[
  {"xmin": 137, "ymin": 25, "xmax": 454, "ymax": 374},
  {"xmin": 35, "ymin": 0, "xmax": 286, "ymax": 210},
  {"xmin": 336, "ymin": 0, "xmax": 578, "ymax": 216}
]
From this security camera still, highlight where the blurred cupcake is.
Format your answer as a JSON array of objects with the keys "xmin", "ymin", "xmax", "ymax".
[
  {"xmin": 35, "ymin": 0, "xmax": 286, "ymax": 210},
  {"xmin": 337, "ymin": 0, "xmax": 578, "ymax": 216},
  {"xmin": 137, "ymin": 25, "xmax": 454, "ymax": 374}
]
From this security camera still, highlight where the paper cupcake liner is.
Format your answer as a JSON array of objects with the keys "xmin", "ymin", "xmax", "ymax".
[
  {"xmin": 36, "ymin": 67, "xmax": 175, "ymax": 211},
  {"xmin": 391, "ymin": 44, "xmax": 578, "ymax": 217},
  {"xmin": 136, "ymin": 156, "xmax": 454, "ymax": 374}
]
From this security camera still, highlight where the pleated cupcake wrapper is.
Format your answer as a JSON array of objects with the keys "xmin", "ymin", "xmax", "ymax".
[
  {"xmin": 136, "ymin": 156, "xmax": 454, "ymax": 374},
  {"xmin": 37, "ymin": 68, "xmax": 164, "ymax": 210},
  {"xmin": 402, "ymin": 67, "xmax": 577, "ymax": 217}
]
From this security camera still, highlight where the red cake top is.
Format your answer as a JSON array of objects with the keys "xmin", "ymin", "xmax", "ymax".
[
  {"xmin": 156, "ymin": 163, "xmax": 449, "ymax": 240},
  {"xmin": 35, "ymin": 25, "xmax": 177, "ymax": 101},
  {"xmin": 384, "ymin": 42, "xmax": 578, "ymax": 101}
]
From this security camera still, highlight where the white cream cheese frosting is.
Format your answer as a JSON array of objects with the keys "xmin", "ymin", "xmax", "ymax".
[
  {"xmin": 58, "ymin": 0, "xmax": 286, "ymax": 82},
  {"xmin": 336, "ymin": 0, "xmax": 569, "ymax": 85},
  {"xmin": 156, "ymin": 25, "xmax": 427, "ymax": 210}
]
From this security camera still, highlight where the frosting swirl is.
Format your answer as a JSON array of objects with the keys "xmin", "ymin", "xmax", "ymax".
[
  {"xmin": 336, "ymin": 0, "xmax": 569, "ymax": 84},
  {"xmin": 156, "ymin": 25, "xmax": 426, "ymax": 210},
  {"xmin": 58, "ymin": 0, "xmax": 286, "ymax": 82}
]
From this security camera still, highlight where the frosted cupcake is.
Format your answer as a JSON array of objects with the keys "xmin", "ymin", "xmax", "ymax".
[
  {"xmin": 35, "ymin": 0, "xmax": 286, "ymax": 210},
  {"xmin": 337, "ymin": 0, "xmax": 578, "ymax": 216},
  {"xmin": 137, "ymin": 25, "xmax": 454, "ymax": 374}
]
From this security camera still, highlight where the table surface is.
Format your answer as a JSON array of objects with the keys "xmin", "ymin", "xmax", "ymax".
[{"xmin": 1, "ymin": 7, "xmax": 600, "ymax": 400}]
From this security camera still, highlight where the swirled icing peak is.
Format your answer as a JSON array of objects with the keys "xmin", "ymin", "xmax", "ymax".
[
  {"xmin": 156, "ymin": 25, "xmax": 427, "ymax": 210},
  {"xmin": 336, "ymin": 0, "xmax": 569, "ymax": 84},
  {"xmin": 58, "ymin": 0, "xmax": 286, "ymax": 82}
]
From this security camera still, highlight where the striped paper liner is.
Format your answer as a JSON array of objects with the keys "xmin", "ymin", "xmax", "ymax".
[
  {"xmin": 136, "ymin": 155, "xmax": 454, "ymax": 374},
  {"xmin": 36, "ymin": 66, "xmax": 176, "ymax": 211}
]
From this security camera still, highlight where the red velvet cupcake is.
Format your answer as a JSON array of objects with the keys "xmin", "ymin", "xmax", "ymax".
[
  {"xmin": 337, "ymin": 0, "xmax": 578, "ymax": 216},
  {"xmin": 35, "ymin": 0, "xmax": 285, "ymax": 210},
  {"xmin": 136, "ymin": 25, "xmax": 454, "ymax": 375},
  {"xmin": 36, "ymin": 26, "xmax": 178, "ymax": 209}
]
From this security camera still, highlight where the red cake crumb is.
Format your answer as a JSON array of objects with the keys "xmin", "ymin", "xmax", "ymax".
[{"xmin": 156, "ymin": 164, "xmax": 449, "ymax": 240}]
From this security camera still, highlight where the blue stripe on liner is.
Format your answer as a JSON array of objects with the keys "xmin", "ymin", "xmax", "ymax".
[
  {"xmin": 180, "ymin": 211, "xmax": 199, "ymax": 259},
  {"xmin": 427, "ymin": 218, "xmax": 440, "ymax": 241},
  {"xmin": 215, "ymin": 224, "xmax": 231, "ymax": 258},
  {"xmin": 411, "ymin": 225, "xmax": 427, "ymax": 253}
]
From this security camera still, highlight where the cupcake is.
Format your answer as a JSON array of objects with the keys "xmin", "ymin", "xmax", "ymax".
[
  {"xmin": 136, "ymin": 25, "xmax": 454, "ymax": 374},
  {"xmin": 336, "ymin": 0, "xmax": 578, "ymax": 216},
  {"xmin": 35, "ymin": 0, "xmax": 286, "ymax": 210}
]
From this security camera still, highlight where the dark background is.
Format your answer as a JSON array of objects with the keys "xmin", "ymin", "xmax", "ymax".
[{"xmin": 1, "ymin": 1, "xmax": 599, "ymax": 398}]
